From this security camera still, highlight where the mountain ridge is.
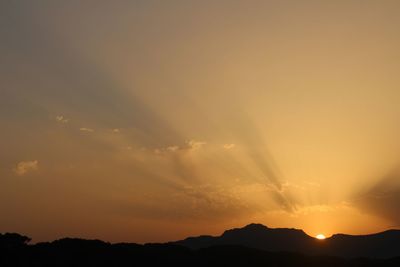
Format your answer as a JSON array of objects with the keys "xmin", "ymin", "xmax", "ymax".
[
  {"xmin": 3, "ymin": 227, "xmax": 400, "ymax": 266},
  {"xmin": 171, "ymin": 223, "xmax": 400, "ymax": 259}
]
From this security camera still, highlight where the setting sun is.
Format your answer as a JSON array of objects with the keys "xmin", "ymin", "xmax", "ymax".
[{"xmin": 316, "ymin": 234, "xmax": 326, "ymax": 240}]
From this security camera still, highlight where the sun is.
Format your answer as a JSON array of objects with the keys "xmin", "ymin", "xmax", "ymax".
[{"xmin": 316, "ymin": 234, "xmax": 326, "ymax": 240}]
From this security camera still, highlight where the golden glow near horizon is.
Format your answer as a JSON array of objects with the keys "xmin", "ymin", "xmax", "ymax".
[
  {"xmin": 316, "ymin": 234, "xmax": 326, "ymax": 240},
  {"xmin": 1, "ymin": 1, "xmax": 400, "ymax": 243}
]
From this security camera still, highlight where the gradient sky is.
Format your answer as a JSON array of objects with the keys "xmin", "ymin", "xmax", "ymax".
[{"xmin": 2, "ymin": 0, "xmax": 400, "ymax": 243}]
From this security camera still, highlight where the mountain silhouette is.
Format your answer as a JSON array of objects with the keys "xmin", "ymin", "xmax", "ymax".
[
  {"xmin": 2, "ymin": 225, "xmax": 400, "ymax": 266},
  {"xmin": 172, "ymin": 224, "xmax": 315, "ymax": 252},
  {"xmin": 172, "ymin": 223, "xmax": 400, "ymax": 258}
]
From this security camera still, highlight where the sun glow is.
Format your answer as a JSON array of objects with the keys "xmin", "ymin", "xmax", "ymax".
[{"xmin": 316, "ymin": 234, "xmax": 326, "ymax": 240}]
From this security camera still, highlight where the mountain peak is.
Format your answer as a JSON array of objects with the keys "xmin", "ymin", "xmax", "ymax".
[
  {"xmin": 243, "ymin": 223, "xmax": 269, "ymax": 230},
  {"xmin": 175, "ymin": 223, "xmax": 312, "ymax": 251},
  {"xmin": 222, "ymin": 223, "xmax": 307, "ymax": 237},
  {"xmin": 222, "ymin": 223, "xmax": 269, "ymax": 235}
]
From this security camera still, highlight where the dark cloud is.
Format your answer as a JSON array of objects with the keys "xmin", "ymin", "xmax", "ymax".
[{"xmin": 353, "ymin": 169, "xmax": 400, "ymax": 224}]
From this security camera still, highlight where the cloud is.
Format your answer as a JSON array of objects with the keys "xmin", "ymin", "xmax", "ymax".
[
  {"xmin": 79, "ymin": 127, "xmax": 94, "ymax": 133},
  {"xmin": 149, "ymin": 141, "xmax": 206, "ymax": 155},
  {"xmin": 353, "ymin": 169, "xmax": 400, "ymax": 224},
  {"xmin": 118, "ymin": 184, "xmax": 256, "ymax": 221},
  {"xmin": 14, "ymin": 160, "xmax": 39, "ymax": 176},
  {"xmin": 55, "ymin": 115, "xmax": 69, "ymax": 123},
  {"xmin": 223, "ymin": 143, "xmax": 235, "ymax": 149},
  {"xmin": 187, "ymin": 140, "xmax": 206, "ymax": 150},
  {"xmin": 112, "ymin": 128, "xmax": 120, "ymax": 133},
  {"xmin": 167, "ymin": 146, "xmax": 179, "ymax": 152}
]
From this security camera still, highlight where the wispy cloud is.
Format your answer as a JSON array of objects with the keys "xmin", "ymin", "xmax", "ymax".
[
  {"xmin": 167, "ymin": 146, "xmax": 179, "ymax": 152},
  {"xmin": 223, "ymin": 143, "xmax": 236, "ymax": 150},
  {"xmin": 187, "ymin": 140, "xmax": 206, "ymax": 150},
  {"xmin": 55, "ymin": 115, "xmax": 69, "ymax": 123},
  {"xmin": 112, "ymin": 128, "xmax": 120, "ymax": 133},
  {"xmin": 79, "ymin": 127, "xmax": 94, "ymax": 133},
  {"xmin": 14, "ymin": 160, "xmax": 39, "ymax": 176}
]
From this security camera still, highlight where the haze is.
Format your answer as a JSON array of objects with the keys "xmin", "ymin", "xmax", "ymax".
[{"xmin": 1, "ymin": 0, "xmax": 400, "ymax": 243}]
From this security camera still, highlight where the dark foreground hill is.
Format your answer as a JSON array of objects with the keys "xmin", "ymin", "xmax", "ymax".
[{"xmin": 2, "ymin": 224, "xmax": 400, "ymax": 267}]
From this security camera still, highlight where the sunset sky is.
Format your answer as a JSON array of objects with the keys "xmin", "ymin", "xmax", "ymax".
[{"xmin": 2, "ymin": 0, "xmax": 400, "ymax": 243}]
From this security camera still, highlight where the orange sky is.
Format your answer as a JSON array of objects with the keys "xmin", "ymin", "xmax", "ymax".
[{"xmin": 1, "ymin": 0, "xmax": 400, "ymax": 243}]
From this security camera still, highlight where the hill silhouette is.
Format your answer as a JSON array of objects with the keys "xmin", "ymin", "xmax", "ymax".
[
  {"xmin": 2, "ymin": 225, "xmax": 400, "ymax": 266},
  {"xmin": 173, "ymin": 224, "xmax": 315, "ymax": 252},
  {"xmin": 173, "ymin": 223, "xmax": 400, "ymax": 258}
]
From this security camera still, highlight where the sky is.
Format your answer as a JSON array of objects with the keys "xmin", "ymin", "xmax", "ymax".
[{"xmin": 1, "ymin": 0, "xmax": 400, "ymax": 243}]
